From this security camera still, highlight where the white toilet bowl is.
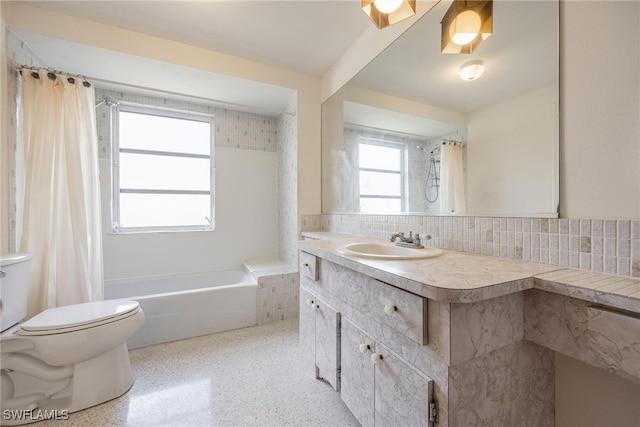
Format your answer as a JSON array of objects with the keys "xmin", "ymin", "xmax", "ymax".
[{"xmin": 0, "ymin": 254, "xmax": 145, "ymax": 426}]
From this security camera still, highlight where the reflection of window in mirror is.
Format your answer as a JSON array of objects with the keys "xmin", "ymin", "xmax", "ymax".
[{"xmin": 358, "ymin": 139, "xmax": 406, "ymax": 213}]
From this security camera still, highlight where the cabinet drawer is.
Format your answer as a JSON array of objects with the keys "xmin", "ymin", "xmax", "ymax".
[
  {"xmin": 358, "ymin": 278, "xmax": 428, "ymax": 346},
  {"xmin": 300, "ymin": 251, "xmax": 318, "ymax": 281}
]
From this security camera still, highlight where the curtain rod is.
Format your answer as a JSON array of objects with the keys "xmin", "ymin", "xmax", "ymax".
[
  {"xmin": 16, "ymin": 65, "xmax": 292, "ymax": 117},
  {"xmin": 89, "ymin": 75, "xmax": 270, "ymax": 114},
  {"xmin": 18, "ymin": 65, "xmax": 92, "ymax": 87}
]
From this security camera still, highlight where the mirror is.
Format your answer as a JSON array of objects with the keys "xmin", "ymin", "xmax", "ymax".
[{"xmin": 322, "ymin": 0, "xmax": 559, "ymax": 217}]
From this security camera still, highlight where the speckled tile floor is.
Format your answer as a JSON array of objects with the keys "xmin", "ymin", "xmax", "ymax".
[{"xmin": 36, "ymin": 319, "xmax": 357, "ymax": 427}]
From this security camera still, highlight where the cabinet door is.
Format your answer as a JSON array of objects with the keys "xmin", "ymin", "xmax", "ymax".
[
  {"xmin": 299, "ymin": 287, "xmax": 316, "ymax": 367},
  {"xmin": 315, "ymin": 298, "xmax": 341, "ymax": 391},
  {"xmin": 374, "ymin": 343, "xmax": 433, "ymax": 427},
  {"xmin": 341, "ymin": 318, "xmax": 375, "ymax": 427}
]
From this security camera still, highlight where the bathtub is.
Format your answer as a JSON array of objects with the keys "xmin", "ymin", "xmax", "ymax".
[{"xmin": 105, "ymin": 270, "xmax": 257, "ymax": 349}]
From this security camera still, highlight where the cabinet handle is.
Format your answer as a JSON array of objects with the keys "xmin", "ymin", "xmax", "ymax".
[
  {"xmin": 384, "ymin": 304, "xmax": 397, "ymax": 315},
  {"xmin": 359, "ymin": 343, "xmax": 371, "ymax": 353},
  {"xmin": 306, "ymin": 299, "xmax": 319, "ymax": 310},
  {"xmin": 371, "ymin": 353, "xmax": 383, "ymax": 364}
]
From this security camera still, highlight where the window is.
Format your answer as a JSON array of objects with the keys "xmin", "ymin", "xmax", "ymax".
[
  {"xmin": 112, "ymin": 104, "xmax": 214, "ymax": 232},
  {"xmin": 358, "ymin": 140, "xmax": 406, "ymax": 213}
]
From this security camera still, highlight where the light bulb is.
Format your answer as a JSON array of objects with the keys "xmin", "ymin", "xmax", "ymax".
[
  {"xmin": 459, "ymin": 60, "xmax": 484, "ymax": 81},
  {"xmin": 449, "ymin": 9, "xmax": 481, "ymax": 45},
  {"xmin": 374, "ymin": 0, "xmax": 404, "ymax": 14}
]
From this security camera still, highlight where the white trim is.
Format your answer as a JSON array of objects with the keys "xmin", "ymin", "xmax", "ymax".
[{"xmin": 111, "ymin": 104, "xmax": 215, "ymax": 233}]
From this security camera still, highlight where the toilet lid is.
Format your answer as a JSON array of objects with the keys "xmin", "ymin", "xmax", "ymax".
[{"xmin": 19, "ymin": 300, "xmax": 140, "ymax": 334}]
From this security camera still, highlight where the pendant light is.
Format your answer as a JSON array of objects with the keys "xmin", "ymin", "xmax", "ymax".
[
  {"xmin": 362, "ymin": 0, "xmax": 416, "ymax": 30},
  {"xmin": 441, "ymin": 0, "xmax": 493, "ymax": 54}
]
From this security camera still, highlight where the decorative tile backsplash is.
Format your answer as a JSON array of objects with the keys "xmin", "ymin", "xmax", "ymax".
[{"xmin": 317, "ymin": 213, "xmax": 640, "ymax": 279}]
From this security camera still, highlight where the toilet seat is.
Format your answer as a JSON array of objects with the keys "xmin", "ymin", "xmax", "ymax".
[{"xmin": 17, "ymin": 300, "xmax": 141, "ymax": 336}]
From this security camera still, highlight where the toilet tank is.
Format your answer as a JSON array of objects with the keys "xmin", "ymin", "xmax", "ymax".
[{"xmin": 0, "ymin": 253, "xmax": 32, "ymax": 332}]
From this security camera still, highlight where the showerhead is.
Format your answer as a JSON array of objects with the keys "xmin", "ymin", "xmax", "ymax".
[{"xmin": 95, "ymin": 96, "xmax": 120, "ymax": 108}]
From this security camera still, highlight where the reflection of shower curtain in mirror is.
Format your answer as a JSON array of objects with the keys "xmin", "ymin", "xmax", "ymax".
[{"xmin": 440, "ymin": 143, "xmax": 466, "ymax": 213}]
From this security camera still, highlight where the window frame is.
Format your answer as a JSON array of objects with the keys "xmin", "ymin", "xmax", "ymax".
[
  {"xmin": 111, "ymin": 103, "xmax": 215, "ymax": 234},
  {"xmin": 357, "ymin": 138, "xmax": 408, "ymax": 213}
]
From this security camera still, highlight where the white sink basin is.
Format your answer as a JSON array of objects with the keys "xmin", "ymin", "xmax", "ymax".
[{"xmin": 337, "ymin": 243, "xmax": 443, "ymax": 260}]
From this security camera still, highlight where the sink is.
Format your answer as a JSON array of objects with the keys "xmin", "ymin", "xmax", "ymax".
[{"xmin": 337, "ymin": 243, "xmax": 443, "ymax": 260}]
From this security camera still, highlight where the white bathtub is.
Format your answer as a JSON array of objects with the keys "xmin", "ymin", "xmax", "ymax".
[{"xmin": 105, "ymin": 270, "xmax": 257, "ymax": 349}]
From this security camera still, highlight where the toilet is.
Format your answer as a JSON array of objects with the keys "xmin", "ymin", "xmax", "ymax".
[{"xmin": 0, "ymin": 254, "xmax": 144, "ymax": 426}]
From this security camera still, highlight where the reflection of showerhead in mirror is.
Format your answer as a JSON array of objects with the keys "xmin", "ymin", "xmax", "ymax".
[{"xmin": 416, "ymin": 145, "xmax": 441, "ymax": 156}]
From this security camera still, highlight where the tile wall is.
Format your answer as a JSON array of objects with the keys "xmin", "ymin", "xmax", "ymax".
[
  {"xmin": 314, "ymin": 213, "xmax": 640, "ymax": 279},
  {"xmin": 256, "ymin": 271, "xmax": 300, "ymax": 324},
  {"xmin": 94, "ymin": 88, "xmax": 278, "ymax": 159},
  {"xmin": 276, "ymin": 95, "xmax": 298, "ymax": 268}
]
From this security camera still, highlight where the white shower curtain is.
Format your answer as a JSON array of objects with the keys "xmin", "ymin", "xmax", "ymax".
[
  {"xmin": 20, "ymin": 68, "xmax": 103, "ymax": 318},
  {"xmin": 440, "ymin": 142, "xmax": 467, "ymax": 214}
]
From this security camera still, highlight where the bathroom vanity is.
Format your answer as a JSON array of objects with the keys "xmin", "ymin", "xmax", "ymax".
[{"xmin": 298, "ymin": 233, "xmax": 640, "ymax": 427}]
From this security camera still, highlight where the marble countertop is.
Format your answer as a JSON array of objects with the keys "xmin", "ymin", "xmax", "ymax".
[{"xmin": 299, "ymin": 232, "xmax": 640, "ymax": 312}]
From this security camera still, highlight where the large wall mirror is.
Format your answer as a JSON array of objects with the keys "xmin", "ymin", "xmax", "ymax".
[{"xmin": 322, "ymin": 0, "xmax": 559, "ymax": 217}]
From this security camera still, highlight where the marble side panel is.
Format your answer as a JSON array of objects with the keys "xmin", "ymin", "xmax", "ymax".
[
  {"xmin": 448, "ymin": 341, "xmax": 554, "ymax": 427},
  {"xmin": 375, "ymin": 342, "xmax": 433, "ymax": 427},
  {"xmin": 587, "ymin": 306, "xmax": 640, "ymax": 382},
  {"xmin": 450, "ymin": 293, "xmax": 524, "ymax": 365},
  {"xmin": 428, "ymin": 299, "xmax": 452, "ymax": 364},
  {"xmin": 340, "ymin": 318, "xmax": 375, "ymax": 427},
  {"xmin": 524, "ymin": 289, "xmax": 640, "ymax": 383}
]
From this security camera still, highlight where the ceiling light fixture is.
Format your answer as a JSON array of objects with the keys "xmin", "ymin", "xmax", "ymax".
[
  {"xmin": 441, "ymin": 0, "xmax": 493, "ymax": 54},
  {"xmin": 459, "ymin": 60, "xmax": 485, "ymax": 81},
  {"xmin": 362, "ymin": 0, "xmax": 416, "ymax": 30}
]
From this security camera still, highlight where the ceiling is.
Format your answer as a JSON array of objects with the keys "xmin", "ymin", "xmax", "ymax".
[
  {"xmin": 20, "ymin": 0, "xmax": 371, "ymax": 77},
  {"xmin": 14, "ymin": 0, "xmax": 373, "ymax": 114},
  {"xmin": 350, "ymin": 0, "xmax": 558, "ymax": 114},
  {"xmin": 13, "ymin": 1, "xmax": 557, "ymax": 118}
]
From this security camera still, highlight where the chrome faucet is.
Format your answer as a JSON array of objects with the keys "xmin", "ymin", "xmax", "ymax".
[
  {"xmin": 390, "ymin": 231, "xmax": 431, "ymax": 249},
  {"xmin": 390, "ymin": 232, "xmax": 405, "ymax": 243},
  {"xmin": 390, "ymin": 231, "xmax": 428, "ymax": 248}
]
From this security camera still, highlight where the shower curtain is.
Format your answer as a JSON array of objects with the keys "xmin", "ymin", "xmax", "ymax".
[
  {"xmin": 440, "ymin": 142, "xmax": 466, "ymax": 214},
  {"xmin": 20, "ymin": 68, "xmax": 103, "ymax": 318}
]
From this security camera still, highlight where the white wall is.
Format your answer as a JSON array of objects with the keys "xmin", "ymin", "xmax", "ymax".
[
  {"xmin": 561, "ymin": 0, "xmax": 640, "ymax": 219},
  {"xmin": 3, "ymin": 0, "xmax": 323, "ymax": 243},
  {"xmin": 466, "ymin": 85, "xmax": 557, "ymax": 216},
  {"xmin": 556, "ymin": 2, "xmax": 640, "ymax": 425},
  {"xmin": 100, "ymin": 147, "xmax": 278, "ymax": 280}
]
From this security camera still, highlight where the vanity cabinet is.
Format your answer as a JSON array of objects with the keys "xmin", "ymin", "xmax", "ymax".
[
  {"xmin": 299, "ymin": 287, "xmax": 341, "ymax": 391},
  {"xmin": 341, "ymin": 318, "xmax": 433, "ymax": 427},
  {"xmin": 300, "ymin": 236, "xmax": 640, "ymax": 426}
]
